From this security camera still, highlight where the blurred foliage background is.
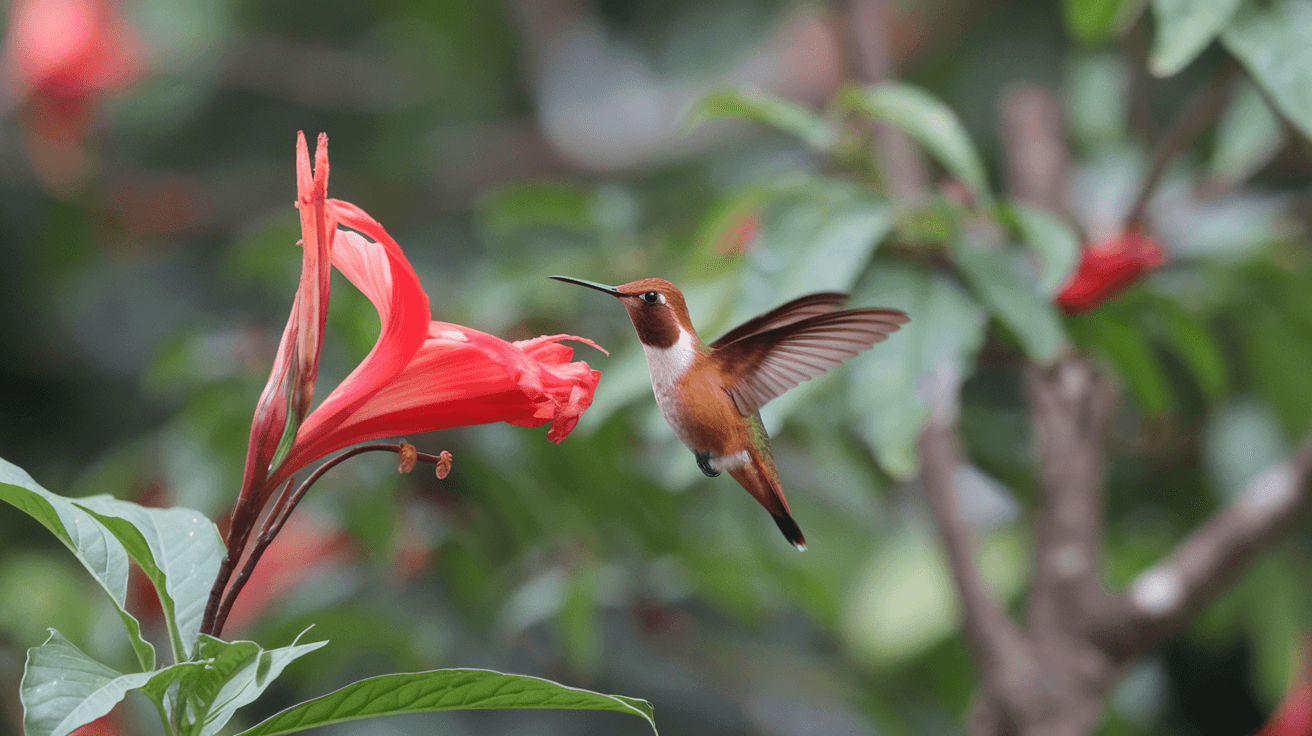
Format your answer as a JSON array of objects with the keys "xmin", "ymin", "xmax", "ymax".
[{"xmin": 2, "ymin": 0, "xmax": 1312, "ymax": 734}]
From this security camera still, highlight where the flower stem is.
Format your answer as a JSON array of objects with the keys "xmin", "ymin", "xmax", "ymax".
[{"xmin": 209, "ymin": 442, "xmax": 448, "ymax": 638}]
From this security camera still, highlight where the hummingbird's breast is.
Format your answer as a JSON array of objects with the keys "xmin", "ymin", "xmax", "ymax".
[{"xmin": 641, "ymin": 328, "xmax": 750, "ymax": 458}]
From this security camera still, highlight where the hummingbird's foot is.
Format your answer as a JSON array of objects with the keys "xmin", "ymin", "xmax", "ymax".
[{"xmin": 695, "ymin": 451, "xmax": 721, "ymax": 478}]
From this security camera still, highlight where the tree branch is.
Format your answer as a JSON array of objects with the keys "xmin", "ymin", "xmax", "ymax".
[
  {"xmin": 999, "ymin": 84, "xmax": 1070, "ymax": 217},
  {"xmin": 1101, "ymin": 434, "xmax": 1312, "ymax": 660},
  {"xmin": 1124, "ymin": 62, "xmax": 1239, "ymax": 229},
  {"xmin": 919, "ymin": 411, "xmax": 1041, "ymax": 734},
  {"xmin": 837, "ymin": 0, "xmax": 928, "ymax": 200}
]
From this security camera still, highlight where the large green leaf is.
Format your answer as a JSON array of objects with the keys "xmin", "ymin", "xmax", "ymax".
[
  {"xmin": 234, "ymin": 668, "xmax": 657, "ymax": 736},
  {"xmin": 178, "ymin": 634, "xmax": 327, "ymax": 736},
  {"xmin": 0, "ymin": 458, "xmax": 155, "ymax": 671},
  {"xmin": 1008, "ymin": 201, "xmax": 1082, "ymax": 296},
  {"xmin": 1149, "ymin": 0, "xmax": 1242, "ymax": 76},
  {"xmin": 1222, "ymin": 0, "xmax": 1312, "ymax": 142},
  {"xmin": 841, "ymin": 84, "xmax": 992, "ymax": 206},
  {"xmin": 952, "ymin": 240, "xmax": 1068, "ymax": 363},
  {"xmin": 74, "ymin": 497, "xmax": 223, "ymax": 664},
  {"xmin": 686, "ymin": 89, "xmax": 838, "ymax": 150},
  {"xmin": 21, "ymin": 630, "xmax": 200, "ymax": 736},
  {"xmin": 1155, "ymin": 301, "xmax": 1227, "ymax": 400},
  {"xmin": 848, "ymin": 263, "xmax": 988, "ymax": 479}
]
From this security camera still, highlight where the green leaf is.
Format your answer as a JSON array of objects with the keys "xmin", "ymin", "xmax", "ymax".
[
  {"xmin": 1008, "ymin": 201, "xmax": 1082, "ymax": 296},
  {"xmin": 1222, "ymin": 0, "xmax": 1312, "ymax": 142},
  {"xmin": 1209, "ymin": 79, "xmax": 1286, "ymax": 186},
  {"xmin": 21, "ymin": 630, "xmax": 200, "ymax": 736},
  {"xmin": 74, "ymin": 498, "xmax": 223, "ymax": 664},
  {"xmin": 686, "ymin": 89, "xmax": 837, "ymax": 150},
  {"xmin": 840, "ymin": 83, "xmax": 992, "ymax": 206},
  {"xmin": 1073, "ymin": 311, "xmax": 1172, "ymax": 413},
  {"xmin": 0, "ymin": 458, "xmax": 155, "ymax": 671},
  {"xmin": 952, "ymin": 240, "xmax": 1068, "ymax": 363},
  {"xmin": 1064, "ymin": 0, "xmax": 1139, "ymax": 44},
  {"xmin": 848, "ymin": 263, "xmax": 988, "ymax": 479},
  {"xmin": 179, "ymin": 634, "xmax": 327, "ymax": 736},
  {"xmin": 1155, "ymin": 302, "xmax": 1228, "ymax": 399},
  {"xmin": 1149, "ymin": 0, "xmax": 1242, "ymax": 76},
  {"xmin": 234, "ymin": 668, "xmax": 657, "ymax": 736}
]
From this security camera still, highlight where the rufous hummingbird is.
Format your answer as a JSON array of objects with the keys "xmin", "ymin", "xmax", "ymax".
[{"xmin": 550, "ymin": 276, "xmax": 909, "ymax": 550}]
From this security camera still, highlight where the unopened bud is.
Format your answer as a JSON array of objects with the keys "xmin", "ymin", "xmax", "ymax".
[
  {"xmin": 397, "ymin": 442, "xmax": 418, "ymax": 473},
  {"xmin": 435, "ymin": 450, "xmax": 453, "ymax": 480}
]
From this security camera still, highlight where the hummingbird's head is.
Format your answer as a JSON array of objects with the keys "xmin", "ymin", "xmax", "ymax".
[{"xmin": 549, "ymin": 275, "xmax": 693, "ymax": 348}]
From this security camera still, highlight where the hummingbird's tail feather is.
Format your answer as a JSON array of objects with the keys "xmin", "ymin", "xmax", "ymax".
[{"xmin": 728, "ymin": 454, "xmax": 807, "ymax": 551}]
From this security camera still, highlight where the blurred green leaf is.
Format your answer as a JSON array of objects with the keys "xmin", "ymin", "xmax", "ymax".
[
  {"xmin": 952, "ymin": 240, "xmax": 1067, "ymax": 364},
  {"xmin": 1065, "ymin": 53, "xmax": 1131, "ymax": 151},
  {"xmin": 75, "ymin": 498, "xmax": 223, "ymax": 663},
  {"xmin": 686, "ymin": 89, "xmax": 838, "ymax": 150},
  {"xmin": 840, "ymin": 84, "xmax": 992, "ymax": 206},
  {"xmin": 848, "ymin": 263, "xmax": 988, "ymax": 479},
  {"xmin": 1008, "ymin": 201, "xmax": 1083, "ymax": 297},
  {"xmin": 1204, "ymin": 399, "xmax": 1286, "ymax": 500},
  {"xmin": 1155, "ymin": 301, "xmax": 1228, "ymax": 400},
  {"xmin": 842, "ymin": 528, "xmax": 1026, "ymax": 666},
  {"xmin": 181, "ymin": 634, "xmax": 327, "ymax": 736},
  {"xmin": 234, "ymin": 668, "xmax": 658, "ymax": 736},
  {"xmin": 1209, "ymin": 79, "xmax": 1286, "ymax": 186},
  {"xmin": 556, "ymin": 565, "xmax": 602, "ymax": 674},
  {"xmin": 21, "ymin": 630, "xmax": 199, "ymax": 736},
  {"xmin": 1149, "ymin": 0, "xmax": 1242, "ymax": 76},
  {"xmin": 1072, "ymin": 312, "xmax": 1172, "ymax": 413},
  {"xmin": 1222, "ymin": 0, "xmax": 1312, "ymax": 142},
  {"xmin": 1064, "ymin": 0, "xmax": 1140, "ymax": 44},
  {"xmin": 0, "ymin": 458, "xmax": 155, "ymax": 671},
  {"xmin": 480, "ymin": 182, "xmax": 597, "ymax": 245},
  {"xmin": 1244, "ymin": 310, "xmax": 1312, "ymax": 433}
]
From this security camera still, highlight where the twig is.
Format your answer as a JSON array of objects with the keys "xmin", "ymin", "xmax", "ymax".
[
  {"xmin": 918, "ymin": 419, "xmax": 1037, "ymax": 706},
  {"xmin": 1124, "ymin": 63, "xmax": 1240, "ymax": 228}
]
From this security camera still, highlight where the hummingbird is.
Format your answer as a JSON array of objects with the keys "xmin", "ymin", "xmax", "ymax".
[{"xmin": 550, "ymin": 276, "xmax": 909, "ymax": 550}]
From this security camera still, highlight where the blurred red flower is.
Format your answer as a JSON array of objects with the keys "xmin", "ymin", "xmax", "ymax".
[
  {"xmin": 69, "ymin": 711, "xmax": 128, "ymax": 736},
  {"xmin": 238, "ymin": 132, "xmax": 604, "ymax": 517},
  {"xmin": 1055, "ymin": 230, "xmax": 1166, "ymax": 314},
  {"xmin": 3, "ymin": 0, "xmax": 144, "ymax": 186}
]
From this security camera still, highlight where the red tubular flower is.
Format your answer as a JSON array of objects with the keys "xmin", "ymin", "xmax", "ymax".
[
  {"xmin": 239, "ymin": 132, "xmax": 603, "ymax": 511},
  {"xmin": 1055, "ymin": 230, "xmax": 1166, "ymax": 314}
]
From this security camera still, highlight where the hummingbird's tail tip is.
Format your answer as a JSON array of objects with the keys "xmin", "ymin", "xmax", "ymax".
[{"xmin": 772, "ymin": 513, "xmax": 807, "ymax": 551}]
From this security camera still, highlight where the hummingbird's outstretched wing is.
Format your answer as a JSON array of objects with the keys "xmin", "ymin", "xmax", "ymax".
[
  {"xmin": 709, "ymin": 292, "xmax": 849, "ymax": 349},
  {"xmin": 712, "ymin": 308, "xmax": 909, "ymax": 417}
]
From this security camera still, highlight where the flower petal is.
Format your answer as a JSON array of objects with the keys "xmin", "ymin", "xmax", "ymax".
[{"xmin": 274, "ymin": 203, "xmax": 430, "ymax": 484}]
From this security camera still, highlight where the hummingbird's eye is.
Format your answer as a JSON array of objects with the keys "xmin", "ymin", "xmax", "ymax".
[{"xmin": 642, "ymin": 291, "xmax": 664, "ymax": 305}]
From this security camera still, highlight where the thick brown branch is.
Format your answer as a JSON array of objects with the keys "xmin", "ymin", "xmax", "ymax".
[
  {"xmin": 999, "ymin": 85, "xmax": 1069, "ymax": 216},
  {"xmin": 1023, "ymin": 358, "xmax": 1120, "ymax": 640},
  {"xmin": 1101, "ymin": 434, "xmax": 1312, "ymax": 660}
]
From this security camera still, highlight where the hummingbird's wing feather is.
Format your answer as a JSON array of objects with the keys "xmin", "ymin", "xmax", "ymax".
[
  {"xmin": 709, "ymin": 292, "xmax": 849, "ymax": 349},
  {"xmin": 714, "ymin": 308, "xmax": 909, "ymax": 416}
]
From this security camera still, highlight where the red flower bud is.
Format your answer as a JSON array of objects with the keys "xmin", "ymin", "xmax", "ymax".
[{"xmin": 1055, "ymin": 230, "xmax": 1166, "ymax": 314}]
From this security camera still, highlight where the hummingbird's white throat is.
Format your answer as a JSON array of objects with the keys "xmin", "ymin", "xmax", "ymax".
[{"xmin": 642, "ymin": 327, "xmax": 698, "ymax": 443}]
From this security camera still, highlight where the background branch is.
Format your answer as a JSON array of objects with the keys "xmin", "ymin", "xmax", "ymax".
[
  {"xmin": 1103, "ymin": 434, "xmax": 1312, "ymax": 660},
  {"xmin": 837, "ymin": 0, "xmax": 929, "ymax": 199}
]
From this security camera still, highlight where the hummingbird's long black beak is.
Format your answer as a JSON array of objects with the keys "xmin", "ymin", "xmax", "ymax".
[{"xmin": 549, "ymin": 275, "xmax": 623, "ymax": 297}]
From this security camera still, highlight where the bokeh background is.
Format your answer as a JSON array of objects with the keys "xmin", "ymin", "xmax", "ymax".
[{"xmin": 2, "ymin": 0, "xmax": 1311, "ymax": 734}]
